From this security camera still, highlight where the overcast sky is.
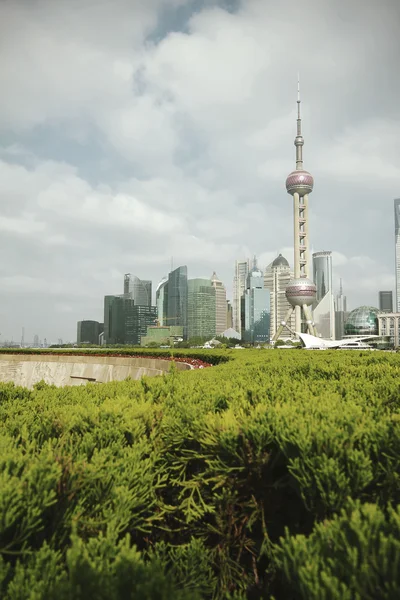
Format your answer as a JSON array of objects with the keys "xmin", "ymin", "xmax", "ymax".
[{"xmin": 1, "ymin": 0, "xmax": 399, "ymax": 342}]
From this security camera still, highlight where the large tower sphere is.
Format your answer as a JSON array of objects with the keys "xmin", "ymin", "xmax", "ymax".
[
  {"xmin": 285, "ymin": 277, "xmax": 316, "ymax": 307},
  {"xmin": 286, "ymin": 170, "xmax": 314, "ymax": 196}
]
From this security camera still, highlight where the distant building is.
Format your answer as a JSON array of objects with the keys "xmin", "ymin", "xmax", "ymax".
[
  {"xmin": 233, "ymin": 259, "xmax": 249, "ymax": 334},
  {"xmin": 141, "ymin": 325, "xmax": 184, "ymax": 347},
  {"xmin": 241, "ymin": 260, "xmax": 270, "ymax": 344},
  {"xmin": 104, "ymin": 295, "xmax": 156, "ymax": 345},
  {"xmin": 334, "ymin": 279, "xmax": 348, "ymax": 340},
  {"xmin": 226, "ymin": 300, "xmax": 233, "ymax": 330},
  {"xmin": 264, "ymin": 254, "xmax": 294, "ymax": 339},
  {"xmin": 379, "ymin": 291, "xmax": 393, "ymax": 313},
  {"xmin": 167, "ymin": 266, "xmax": 188, "ymax": 339},
  {"xmin": 33, "ymin": 334, "xmax": 39, "ymax": 347},
  {"xmin": 378, "ymin": 312, "xmax": 400, "ymax": 347},
  {"xmin": 124, "ymin": 273, "xmax": 152, "ymax": 306},
  {"xmin": 312, "ymin": 251, "xmax": 335, "ymax": 339},
  {"xmin": 211, "ymin": 272, "xmax": 227, "ymax": 335},
  {"xmin": 77, "ymin": 320, "xmax": 104, "ymax": 345},
  {"xmin": 395, "ymin": 199, "xmax": 400, "ymax": 311},
  {"xmin": 344, "ymin": 306, "xmax": 379, "ymax": 337},
  {"xmin": 187, "ymin": 278, "xmax": 216, "ymax": 339},
  {"xmin": 221, "ymin": 327, "xmax": 241, "ymax": 340},
  {"xmin": 156, "ymin": 277, "xmax": 168, "ymax": 325}
]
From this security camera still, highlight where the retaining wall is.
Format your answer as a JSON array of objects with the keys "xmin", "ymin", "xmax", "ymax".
[{"xmin": 0, "ymin": 354, "xmax": 191, "ymax": 389}]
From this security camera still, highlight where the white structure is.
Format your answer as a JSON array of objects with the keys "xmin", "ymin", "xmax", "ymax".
[
  {"xmin": 221, "ymin": 327, "xmax": 241, "ymax": 340},
  {"xmin": 264, "ymin": 254, "xmax": 295, "ymax": 339},
  {"xmin": 395, "ymin": 199, "xmax": 400, "ymax": 311},
  {"xmin": 273, "ymin": 80, "xmax": 317, "ymax": 341},
  {"xmin": 312, "ymin": 251, "xmax": 335, "ymax": 339},
  {"xmin": 233, "ymin": 259, "xmax": 249, "ymax": 333},
  {"xmin": 334, "ymin": 279, "xmax": 348, "ymax": 339},
  {"xmin": 378, "ymin": 312, "xmax": 400, "ymax": 347},
  {"xmin": 211, "ymin": 272, "xmax": 227, "ymax": 335},
  {"xmin": 297, "ymin": 332, "xmax": 376, "ymax": 350}
]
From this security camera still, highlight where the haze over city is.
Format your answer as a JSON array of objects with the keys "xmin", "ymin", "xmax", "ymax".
[{"xmin": 0, "ymin": 0, "xmax": 399, "ymax": 343}]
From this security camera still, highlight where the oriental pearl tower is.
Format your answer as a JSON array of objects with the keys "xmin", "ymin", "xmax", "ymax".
[{"xmin": 273, "ymin": 80, "xmax": 317, "ymax": 340}]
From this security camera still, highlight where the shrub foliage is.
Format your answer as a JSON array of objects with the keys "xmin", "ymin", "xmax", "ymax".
[{"xmin": 0, "ymin": 350, "xmax": 400, "ymax": 598}]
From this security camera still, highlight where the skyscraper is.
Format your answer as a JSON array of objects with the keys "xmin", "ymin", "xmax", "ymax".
[
  {"xmin": 104, "ymin": 295, "xmax": 156, "ymax": 345},
  {"xmin": 273, "ymin": 80, "xmax": 317, "ymax": 341},
  {"xmin": 264, "ymin": 254, "xmax": 295, "ymax": 339},
  {"xmin": 77, "ymin": 320, "xmax": 104, "ymax": 345},
  {"xmin": 187, "ymin": 279, "xmax": 216, "ymax": 339},
  {"xmin": 167, "ymin": 266, "xmax": 188, "ymax": 339},
  {"xmin": 241, "ymin": 259, "xmax": 270, "ymax": 344},
  {"xmin": 156, "ymin": 277, "xmax": 168, "ymax": 325},
  {"xmin": 334, "ymin": 279, "xmax": 348, "ymax": 340},
  {"xmin": 211, "ymin": 272, "xmax": 227, "ymax": 335},
  {"xmin": 233, "ymin": 259, "xmax": 249, "ymax": 333},
  {"xmin": 395, "ymin": 199, "xmax": 400, "ymax": 311},
  {"xmin": 379, "ymin": 291, "xmax": 393, "ymax": 313},
  {"xmin": 124, "ymin": 274, "xmax": 152, "ymax": 306},
  {"xmin": 312, "ymin": 251, "xmax": 335, "ymax": 339}
]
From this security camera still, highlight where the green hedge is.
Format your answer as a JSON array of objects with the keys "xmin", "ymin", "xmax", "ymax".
[{"xmin": 0, "ymin": 350, "xmax": 399, "ymax": 598}]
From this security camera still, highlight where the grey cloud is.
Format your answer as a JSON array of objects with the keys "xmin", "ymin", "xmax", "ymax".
[{"xmin": 0, "ymin": 0, "xmax": 399, "ymax": 340}]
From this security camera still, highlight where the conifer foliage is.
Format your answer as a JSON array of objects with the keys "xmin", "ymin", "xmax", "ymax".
[{"xmin": 0, "ymin": 349, "xmax": 400, "ymax": 598}]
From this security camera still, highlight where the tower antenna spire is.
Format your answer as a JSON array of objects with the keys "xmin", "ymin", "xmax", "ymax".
[{"xmin": 295, "ymin": 74, "xmax": 304, "ymax": 170}]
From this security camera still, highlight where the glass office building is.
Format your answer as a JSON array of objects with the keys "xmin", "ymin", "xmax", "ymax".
[
  {"xmin": 241, "ymin": 266, "xmax": 270, "ymax": 344},
  {"xmin": 104, "ymin": 295, "xmax": 156, "ymax": 345},
  {"xmin": 379, "ymin": 291, "xmax": 393, "ymax": 313},
  {"xmin": 156, "ymin": 277, "xmax": 168, "ymax": 325},
  {"xmin": 76, "ymin": 320, "xmax": 104, "ymax": 345},
  {"xmin": 167, "ymin": 266, "xmax": 188, "ymax": 339},
  {"xmin": 187, "ymin": 278, "xmax": 216, "ymax": 339},
  {"xmin": 124, "ymin": 274, "xmax": 152, "ymax": 306}
]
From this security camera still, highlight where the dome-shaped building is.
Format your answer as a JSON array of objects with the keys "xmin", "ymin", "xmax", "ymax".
[
  {"xmin": 344, "ymin": 306, "xmax": 379, "ymax": 336},
  {"xmin": 271, "ymin": 254, "xmax": 290, "ymax": 268}
]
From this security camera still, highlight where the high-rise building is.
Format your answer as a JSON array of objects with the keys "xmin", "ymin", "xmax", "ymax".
[
  {"xmin": 395, "ymin": 199, "xmax": 400, "ymax": 311},
  {"xmin": 104, "ymin": 295, "xmax": 128, "ymax": 345},
  {"xmin": 233, "ymin": 259, "xmax": 250, "ymax": 333},
  {"xmin": 379, "ymin": 291, "xmax": 393, "ymax": 313},
  {"xmin": 211, "ymin": 272, "xmax": 227, "ymax": 335},
  {"xmin": 156, "ymin": 277, "xmax": 168, "ymax": 325},
  {"xmin": 264, "ymin": 254, "xmax": 295, "ymax": 339},
  {"xmin": 124, "ymin": 273, "xmax": 152, "ymax": 306},
  {"xmin": 312, "ymin": 251, "xmax": 335, "ymax": 339},
  {"xmin": 226, "ymin": 300, "xmax": 233, "ymax": 330},
  {"xmin": 241, "ymin": 259, "xmax": 270, "ymax": 344},
  {"xmin": 334, "ymin": 279, "xmax": 348, "ymax": 340},
  {"xmin": 104, "ymin": 295, "xmax": 156, "ymax": 345},
  {"xmin": 77, "ymin": 320, "xmax": 104, "ymax": 345},
  {"xmin": 167, "ymin": 265, "xmax": 188, "ymax": 339},
  {"xmin": 187, "ymin": 278, "xmax": 216, "ymax": 339},
  {"xmin": 273, "ymin": 80, "xmax": 317, "ymax": 341}
]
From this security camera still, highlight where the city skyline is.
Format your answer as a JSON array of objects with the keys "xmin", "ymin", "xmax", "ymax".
[{"xmin": 0, "ymin": 0, "xmax": 399, "ymax": 341}]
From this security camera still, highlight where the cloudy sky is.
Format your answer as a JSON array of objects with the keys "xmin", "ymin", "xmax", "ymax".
[{"xmin": 1, "ymin": 0, "xmax": 399, "ymax": 342}]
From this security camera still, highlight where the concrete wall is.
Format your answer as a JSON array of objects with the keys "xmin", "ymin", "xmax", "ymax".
[{"xmin": 0, "ymin": 354, "xmax": 191, "ymax": 389}]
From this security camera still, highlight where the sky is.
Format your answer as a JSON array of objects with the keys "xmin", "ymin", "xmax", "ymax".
[{"xmin": 1, "ymin": 0, "xmax": 399, "ymax": 343}]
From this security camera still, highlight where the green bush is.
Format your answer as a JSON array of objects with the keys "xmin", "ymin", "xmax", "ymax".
[{"xmin": 0, "ymin": 350, "xmax": 399, "ymax": 598}]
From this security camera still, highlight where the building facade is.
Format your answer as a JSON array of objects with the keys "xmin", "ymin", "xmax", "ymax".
[
  {"xmin": 77, "ymin": 320, "xmax": 104, "ymax": 345},
  {"xmin": 211, "ymin": 272, "xmax": 227, "ymax": 335},
  {"xmin": 167, "ymin": 266, "xmax": 188, "ymax": 339},
  {"xmin": 334, "ymin": 279, "xmax": 348, "ymax": 339},
  {"xmin": 241, "ymin": 263, "xmax": 270, "ymax": 344},
  {"xmin": 104, "ymin": 295, "xmax": 156, "ymax": 345},
  {"xmin": 226, "ymin": 300, "xmax": 233, "ymax": 330},
  {"xmin": 124, "ymin": 274, "xmax": 152, "ymax": 306},
  {"xmin": 233, "ymin": 259, "xmax": 249, "ymax": 334},
  {"xmin": 264, "ymin": 254, "xmax": 295, "ymax": 339},
  {"xmin": 187, "ymin": 278, "xmax": 216, "ymax": 339},
  {"xmin": 379, "ymin": 291, "xmax": 393, "ymax": 313},
  {"xmin": 156, "ymin": 277, "xmax": 168, "ymax": 325},
  {"xmin": 395, "ymin": 199, "xmax": 400, "ymax": 311},
  {"xmin": 378, "ymin": 312, "xmax": 400, "ymax": 347},
  {"xmin": 312, "ymin": 251, "xmax": 335, "ymax": 339}
]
